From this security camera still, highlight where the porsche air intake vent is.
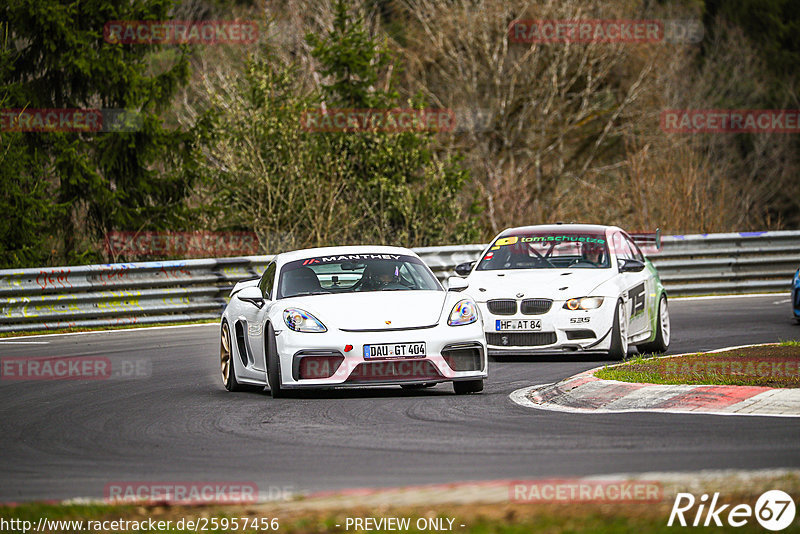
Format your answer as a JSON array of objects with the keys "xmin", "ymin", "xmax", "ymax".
[
  {"xmin": 234, "ymin": 321, "xmax": 249, "ymax": 365},
  {"xmin": 441, "ymin": 343, "xmax": 484, "ymax": 372},
  {"xmin": 293, "ymin": 352, "xmax": 345, "ymax": 380}
]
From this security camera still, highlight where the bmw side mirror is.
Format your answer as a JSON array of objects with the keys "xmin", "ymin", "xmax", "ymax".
[
  {"xmin": 237, "ymin": 286, "xmax": 265, "ymax": 308},
  {"xmin": 454, "ymin": 261, "xmax": 475, "ymax": 277},
  {"xmin": 618, "ymin": 258, "xmax": 646, "ymax": 273},
  {"xmin": 447, "ymin": 277, "xmax": 469, "ymax": 291}
]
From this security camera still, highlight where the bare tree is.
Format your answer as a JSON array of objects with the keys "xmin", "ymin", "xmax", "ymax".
[{"xmin": 395, "ymin": 0, "xmax": 664, "ymax": 234}]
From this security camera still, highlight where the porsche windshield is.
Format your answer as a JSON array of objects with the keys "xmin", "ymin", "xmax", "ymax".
[
  {"xmin": 278, "ymin": 253, "xmax": 442, "ymax": 298},
  {"xmin": 477, "ymin": 232, "xmax": 611, "ymax": 270}
]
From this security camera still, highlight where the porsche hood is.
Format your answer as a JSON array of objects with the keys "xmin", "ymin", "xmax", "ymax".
[{"xmin": 280, "ymin": 290, "xmax": 450, "ymax": 330}]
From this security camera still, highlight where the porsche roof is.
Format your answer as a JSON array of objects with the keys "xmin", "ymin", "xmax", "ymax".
[{"xmin": 275, "ymin": 245, "xmax": 417, "ymax": 263}]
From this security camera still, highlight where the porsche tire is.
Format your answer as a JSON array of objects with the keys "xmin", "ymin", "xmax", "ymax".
[
  {"xmin": 266, "ymin": 323, "xmax": 285, "ymax": 398},
  {"xmin": 221, "ymin": 321, "xmax": 245, "ymax": 392},
  {"xmin": 401, "ymin": 383, "xmax": 436, "ymax": 390},
  {"xmin": 453, "ymin": 379, "xmax": 483, "ymax": 395}
]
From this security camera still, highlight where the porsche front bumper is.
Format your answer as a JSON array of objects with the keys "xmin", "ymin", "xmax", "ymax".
[{"xmin": 274, "ymin": 322, "xmax": 487, "ymax": 388}]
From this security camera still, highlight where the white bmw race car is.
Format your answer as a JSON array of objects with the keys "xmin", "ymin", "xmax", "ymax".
[
  {"xmin": 220, "ymin": 246, "xmax": 487, "ymax": 396},
  {"xmin": 455, "ymin": 224, "xmax": 670, "ymax": 358}
]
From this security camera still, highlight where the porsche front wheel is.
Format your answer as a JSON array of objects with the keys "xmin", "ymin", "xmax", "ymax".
[
  {"xmin": 453, "ymin": 379, "xmax": 484, "ymax": 395},
  {"xmin": 266, "ymin": 323, "xmax": 285, "ymax": 398},
  {"xmin": 221, "ymin": 321, "xmax": 244, "ymax": 392}
]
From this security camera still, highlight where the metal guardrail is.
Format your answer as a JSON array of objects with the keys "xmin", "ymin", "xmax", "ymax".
[
  {"xmin": 1, "ymin": 231, "xmax": 798, "ymax": 333},
  {"xmin": 0, "ymin": 257, "xmax": 270, "ymax": 333},
  {"xmin": 651, "ymin": 231, "xmax": 800, "ymax": 295}
]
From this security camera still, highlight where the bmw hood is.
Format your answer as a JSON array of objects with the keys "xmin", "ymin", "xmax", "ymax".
[
  {"xmin": 281, "ymin": 290, "xmax": 448, "ymax": 330},
  {"xmin": 466, "ymin": 269, "xmax": 616, "ymax": 302}
]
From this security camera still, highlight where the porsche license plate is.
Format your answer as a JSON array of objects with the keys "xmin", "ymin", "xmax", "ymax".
[
  {"xmin": 363, "ymin": 342, "xmax": 426, "ymax": 359},
  {"xmin": 496, "ymin": 319, "xmax": 542, "ymax": 331}
]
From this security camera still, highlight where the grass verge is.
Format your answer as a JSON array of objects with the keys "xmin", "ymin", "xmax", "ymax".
[{"xmin": 595, "ymin": 342, "xmax": 800, "ymax": 387}]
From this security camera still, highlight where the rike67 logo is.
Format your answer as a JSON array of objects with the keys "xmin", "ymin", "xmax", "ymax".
[{"xmin": 668, "ymin": 490, "xmax": 796, "ymax": 531}]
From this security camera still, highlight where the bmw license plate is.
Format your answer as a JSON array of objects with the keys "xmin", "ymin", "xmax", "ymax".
[
  {"xmin": 363, "ymin": 342, "xmax": 426, "ymax": 359},
  {"xmin": 496, "ymin": 319, "xmax": 542, "ymax": 331}
]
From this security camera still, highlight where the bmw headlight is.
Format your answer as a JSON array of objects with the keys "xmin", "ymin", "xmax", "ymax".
[
  {"xmin": 563, "ymin": 297, "xmax": 604, "ymax": 311},
  {"xmin": 283, "ymin": 308, "xmax": 327, "ymax": 332},
  {"xmin": 448, "ymin": 299, "xmax": 478, "ymax": 326}
]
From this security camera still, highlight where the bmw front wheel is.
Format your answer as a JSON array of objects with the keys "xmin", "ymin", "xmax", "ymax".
[
  {"xmin": 637, "ymin": 294, "xmax": 670, "ymax": 354},
  {"xmin": 608, "ymin": 299, "xmax": 629, "ymax": 359}
]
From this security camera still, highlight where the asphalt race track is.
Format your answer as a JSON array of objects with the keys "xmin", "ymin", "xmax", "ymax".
[{"xmin": 1, "ymin": 294, "xmax": 798, "ymax": 502}]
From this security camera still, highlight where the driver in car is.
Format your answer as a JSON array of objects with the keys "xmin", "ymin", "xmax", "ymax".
[
  {"xmin": 580, "ymin": 243, "xmax": 606, "ymax": 266},
  {"xmin": 359, "ymin": 262, "xmax": 407, "ymax": 291}
]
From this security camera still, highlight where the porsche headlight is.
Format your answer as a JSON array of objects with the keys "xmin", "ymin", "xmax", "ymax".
[
  {"xmin": 563, "ymin": 297, "xmax": 604, "ymax": 311},
  {"xmin": 448, "ymin": 299, "xmax": 478, "ymax": 326},
  {"xmin": 283, "ymin": 308, "xmax": 327, "ymax": 332}
]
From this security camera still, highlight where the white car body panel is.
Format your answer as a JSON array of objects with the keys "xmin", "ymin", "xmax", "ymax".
[
  {"xmin": 222, "ymin": 245, "xmax": 487, "ymax": 390},
  {"xmin": 462, "ymin": 224, "xmax": 664, "ymax": 356}
]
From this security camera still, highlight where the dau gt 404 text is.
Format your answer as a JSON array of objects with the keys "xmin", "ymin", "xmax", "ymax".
[
  {"xmin": 455, "ymin": 224, "xmax": 670, "ymax": 358},
  {"xmin": 220, "ymin": 246, "xmax": 487, "ymax": 397}
]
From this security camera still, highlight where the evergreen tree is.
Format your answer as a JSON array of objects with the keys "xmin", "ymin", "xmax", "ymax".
[{"xmin": 0, "ymin": 0, "xmax": 191, "ymax": 266}]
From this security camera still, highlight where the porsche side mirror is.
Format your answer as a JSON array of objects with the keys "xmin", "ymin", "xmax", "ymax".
[
  {"xmin": 618, "ymin": 258, "xmax": 646, "ymax": 273},
  {"xmin": 237, "ymin": 286, "xmax": 265, "ymax": 308},
  {"xmin": 454, "ymin": 261, "xmax": 475, "ymax": 277},
  {"xmin": 447, "ymin": 277, "xmax": 469, "ymax": 291}
]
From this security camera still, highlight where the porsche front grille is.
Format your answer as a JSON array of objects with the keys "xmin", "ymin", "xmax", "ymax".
[{"xmin": 345, "ymin": 360, "xmax": 442, "ymax": 382}]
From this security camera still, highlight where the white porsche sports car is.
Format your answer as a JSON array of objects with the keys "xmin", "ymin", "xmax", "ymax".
[
  {"xmin": 455, "ymin": 224, "xmax": 670, "ymax": 358},
  {"xmin": 220, "ymin": 246, "xmax": 487, "ymax": 397}
]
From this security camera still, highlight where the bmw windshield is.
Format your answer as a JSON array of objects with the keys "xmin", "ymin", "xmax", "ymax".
[
  {"xmin": 278, "ymin": 253, "xmax": 443, "ymax": 298},
  {"xmin": 477, "ymin": 231, "xmax": 611, "ymax": 270}
]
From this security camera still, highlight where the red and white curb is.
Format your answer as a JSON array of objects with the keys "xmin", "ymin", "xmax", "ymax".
[{"xmin": 510, "ymin": 346, "xmax": 800, "ymax": 418}]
